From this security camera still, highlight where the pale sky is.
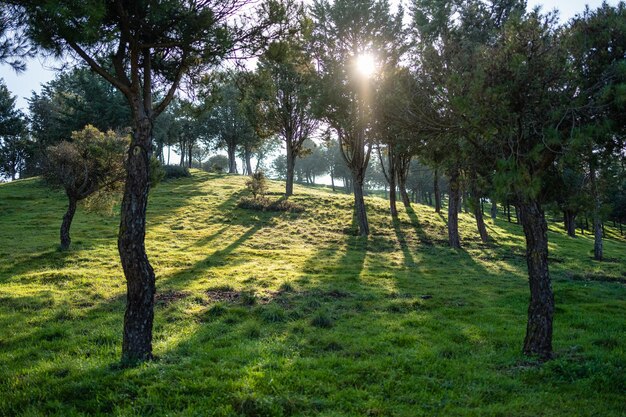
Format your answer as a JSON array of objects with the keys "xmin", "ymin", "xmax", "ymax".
[{"xmin": 0, "ymin": 0, "xmax": 620, "ymax": 112}]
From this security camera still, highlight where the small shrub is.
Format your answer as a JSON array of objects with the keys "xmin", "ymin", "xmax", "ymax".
[
  {"xmin": 163, "ymin": 164, "xmax": 191, "ymax": 179},
  {"xmin": 237, "ymin": 196, "xmax": 305, "ymax": 213},
  {"xmin": 203, "ymin": 155, "xmax": 229, "ymax": 173},
  {"xmin": 245, "ymin": 171, "xmax": 268, "ymax": 199}
]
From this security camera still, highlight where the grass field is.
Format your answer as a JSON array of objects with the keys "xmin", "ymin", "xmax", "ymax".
[{"xmin": 0, "ymin": 170, "xmax": 624, "ymax": 416}]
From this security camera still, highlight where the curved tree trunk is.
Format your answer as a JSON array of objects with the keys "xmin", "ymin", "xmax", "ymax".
[
  {"xmin": 434, "ymin": 167, "xmax": 441, "ymax": 213},
  {"xmin": 60, "ymin": 196, "xmax": 77, "ymax": 250},
  {"xmin": 447, "ymin": 167, "xmax": 461, "ymax": 248},
  {"xmin": 119, "ymin": 115, "xmax": 156, "ymax": 363},
  {"xmin": 518, "ymin": 199, "xmax": 554, "ymax": 359}
]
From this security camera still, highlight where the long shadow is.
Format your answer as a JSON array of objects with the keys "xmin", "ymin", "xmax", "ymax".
[
  {"xmin": 161, "ymin": 223, "xmax": 264, "ymax": 289},
  {"xmin": 392, "ymin": 219, "xmax": 416, "ymax": 268},
  {"xmin": 405, "ymin": 206, "xmax": 434, "ymax": 246}
]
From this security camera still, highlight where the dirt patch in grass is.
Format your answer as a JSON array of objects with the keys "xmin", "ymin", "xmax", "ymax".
[{"xmin": 155, "ymin": 290, "xmax": 190, "ymax": 305}]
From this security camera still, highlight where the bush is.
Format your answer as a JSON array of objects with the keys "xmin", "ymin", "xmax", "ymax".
[
  {"xmin": 246, "ymin": 171, "xmax": 268, "ymax": 199},
  {"xmin": 203, "ymin": 155, "xmax": 229, "ymax": 173},
  {"xmin": 162, "ymin": 164, "xmax": 190, "ymax": 179},
  {"xmin": 237, "ymin": 196, "xmax": 305, "ymax": 213}
]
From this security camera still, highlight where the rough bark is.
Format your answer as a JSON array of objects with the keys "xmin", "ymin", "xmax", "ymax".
[
  {"xmin": 518, "ymin": 199, "xmax": 554, "ymax": 359},
  {"xmin": 60, "ymin": 196, "xmax": 77, "ymax": 250},
  {"xmin": 434, "ymin": 168, "xmax": 441, "ymax": 213},
  {"xmin": 119, "ymin": 115, "xmax": 156, "ymax": 363},
  {"xmin": 447, "ymin": 167, "xmax": 461, "ymax": 248},
  {"xmin": 563, "ymin": 210, "xmax": 576, "ymax": 237}
]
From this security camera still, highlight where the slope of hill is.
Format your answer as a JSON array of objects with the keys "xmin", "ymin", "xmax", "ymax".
[{"xmin": 0, "ymin": 171, "xmax": 624, "ymax": 416}]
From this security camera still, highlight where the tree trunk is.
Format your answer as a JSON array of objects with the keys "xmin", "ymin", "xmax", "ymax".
[
  {"xmin": 330, "ymin": 170, "xmax": 335, "ymax": 192},
  {"xmin": 60, "ymin": 196, "xmax": 77, "ymax": 250},
  {"xmin": 387, "ymin": 150, "xmax": 398, "ymax": 219},
  {"xmin": 353, "ymin": 172, "xmax": 369, "ymax": 236},
  {"xmin": 179, "ymin": 141, "xmax": 185, "ymax": 167},
  {"xmin": 470, "ymin": 193, "xmax": 488, "ymax": 243},
  {"xmin": 590, "ymin": 168, "xmax": 603, "ymax": 261},
  {"xmin": 398, "ymin": 174, "xmax": 411, "ymax": 208},
  {"xmin": 119, "ymin": 115, "xmax": 156, "ymax": 363},
  {"xmin": 285, "ymin": 147, "xmax": 296, "ymax": 197},
  {"xmin": 518, "ymin": 199, "xmax": 554, "ymax": 360},
  {"xmin": 188, "ymin": 142, "xmax": 193, "ymax": 168},
  {"xmin": 434, "ymin": 167, "xmax": 441, "ymax": 213},
  {"xmin": 447, "ymin": 167, "xmax": 461, "ymax": 248},
  {"xmin": 227, "ymin": 144, "xmax": 237, "ymax": 174},
  {"xmin": 490, "ymin": 199, "xmax": 497, "ymax": 220},
  {"xmin": 245, "ymin": 149, "xmax": 253, "ymax": 176},
  {"xmin": 564, "ymin": 210, "xmax": 576, "ymax": 237}
]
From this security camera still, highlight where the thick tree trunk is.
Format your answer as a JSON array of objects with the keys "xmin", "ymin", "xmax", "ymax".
[
  {"xmin": 434, "ymin": 168, "xmax": 441, "ymax": 213},
  {"xmin": 447, "ymin": 167, "xmax": 461, "ymax": 248},
  {"xmin": 227, "ymin": 144, "xmax": 237, "ymax": 174},
  {"xmin": 353, "ymin": 172, "xmax": 369, "ymax": 236},
  {"xmin": 60, "ymin": 196, "xmax": 77, "ymax": 250},
  {"xmin": 285, "ymin": 148, "xmax": 296, "ymax": 197},
  {"xmin": 518, "ymin": 199, "xmax": 554, "ymax": 359},
  {"xmin": 119, "ymin": 115, "xmax": 156, "ymax": 363},
  {"xmin": 563, "ymin": 210, "xmax": 576, "ymax": 237}
]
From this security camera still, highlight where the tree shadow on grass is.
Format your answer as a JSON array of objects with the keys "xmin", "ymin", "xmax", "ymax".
[{"xmin": 405, "ymin": 206, "xmax": 434, "ymax": 247}]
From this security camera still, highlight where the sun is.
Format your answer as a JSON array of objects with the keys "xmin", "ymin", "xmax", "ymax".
[{"xmin": 355, "ymin": 53, "xmax": 376, "ymax": 78}]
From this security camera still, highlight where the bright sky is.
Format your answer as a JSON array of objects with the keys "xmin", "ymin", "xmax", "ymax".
[{"xmin": 0, "ymin": 0, "xmax": 620, "ymax": 112}]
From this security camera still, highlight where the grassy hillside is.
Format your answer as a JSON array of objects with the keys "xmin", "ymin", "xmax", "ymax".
[{"xmin": 0, "ymin": 170, "xmax": 624, "ymax": 417}]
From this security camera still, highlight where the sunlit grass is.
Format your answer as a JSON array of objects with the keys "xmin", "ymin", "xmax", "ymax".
[{"xmin": 0, "ymin": 170, "xmax": 624, "ymax": 416}]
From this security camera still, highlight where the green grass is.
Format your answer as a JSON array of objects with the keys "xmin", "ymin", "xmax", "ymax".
[{"xmin": 0, "ymin": 170, "xmax": 624, "ymax": 416}]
